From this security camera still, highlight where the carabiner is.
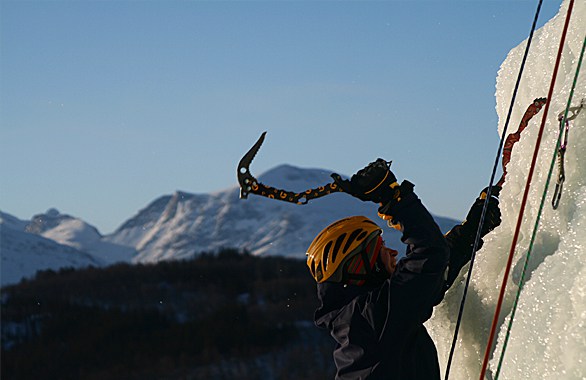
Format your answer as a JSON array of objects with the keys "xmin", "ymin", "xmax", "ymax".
[{"xmin": 551, "ymin": 117, "xmax": 570, "ymax": 209}]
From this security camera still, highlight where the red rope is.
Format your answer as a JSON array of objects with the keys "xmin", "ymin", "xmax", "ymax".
[{"xmin": 478, "ymin": 1, "xmax": 575, "ymax": 378}]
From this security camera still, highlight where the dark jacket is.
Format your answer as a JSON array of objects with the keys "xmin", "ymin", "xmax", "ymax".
[{"xmin": 314, "ymin": 194, "xmax": 454, "ymax": 379}]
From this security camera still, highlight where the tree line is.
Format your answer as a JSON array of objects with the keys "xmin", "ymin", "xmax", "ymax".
[{"xmin": 1, "ymin": 249, "xmax": 335, "ymax": 380}]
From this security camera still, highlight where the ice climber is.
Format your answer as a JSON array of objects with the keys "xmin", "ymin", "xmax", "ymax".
[{"xmin": 306, "ymin": 159, "xmax": 501, "ymax": 380}]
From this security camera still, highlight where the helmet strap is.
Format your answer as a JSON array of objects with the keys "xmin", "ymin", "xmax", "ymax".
[{"xmin": 343, "ymin": 236, "xmax": 385, "ymax": 286}]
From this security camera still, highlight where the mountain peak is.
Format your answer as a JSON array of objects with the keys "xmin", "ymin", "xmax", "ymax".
[
  {"xmin": 171, "ymin": 190, "xmax": 195, "ymax": 201},
  {"xmin": 46, "ymin": 208, "xmax": 61, "ymax": 217},
  {"xmin": 257, "ymin": 164, "xmax": 339, "ymax": 193},
  {"xmin": 104, "ymin": 163, "xmax": 459, "ymax": 262},
  {"xmin": 26, "ymin": 209, "xmax": 75, "ymax": 234}
]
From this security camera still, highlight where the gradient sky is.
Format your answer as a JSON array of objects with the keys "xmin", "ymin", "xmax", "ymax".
[{"xmin": 1, "ymin": 0, "xmax": 562, "ymax": 234}]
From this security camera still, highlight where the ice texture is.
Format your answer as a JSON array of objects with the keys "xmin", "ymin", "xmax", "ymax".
[{"xmin": 427, "ymin": 1, "xmax": 586, "ymax": 379}]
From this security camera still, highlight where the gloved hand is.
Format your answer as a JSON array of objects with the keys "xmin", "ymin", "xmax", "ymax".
[
  {"xmin": 331, "ymin": 159, "xmax": 398, "ymax": 204},
  {"xmin": 377, "ymin": 180, "xmax": 416, "ymax": 230},
  {"xmin": 463, "ymin": 186, "xmax": 502, "ymax": 237}
]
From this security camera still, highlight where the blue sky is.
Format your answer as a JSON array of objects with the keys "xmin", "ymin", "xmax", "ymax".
[{"xmin": 1, "ymin": 0, "xmax": 562, "ymax": 234}]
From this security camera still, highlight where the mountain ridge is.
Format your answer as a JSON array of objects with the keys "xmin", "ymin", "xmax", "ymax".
[{"xmin": 1, "ymin": 164, "xmax": 460, "ymax": 286}]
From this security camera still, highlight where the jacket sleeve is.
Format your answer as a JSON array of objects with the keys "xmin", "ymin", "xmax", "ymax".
[
  {"xmin": 361, "ymin": 182, "xmax": 450, "ymax": 330},
  {"xmin": 443, "ymin": 223, "xmax": 480, "ymax": 290},
  {"xmin": 384, "ymin": 185, "xmax": 450, "ymax": 321},
  {"xmin": 443, "ymin": 190, "xmax": 501, "ymax": 290}
]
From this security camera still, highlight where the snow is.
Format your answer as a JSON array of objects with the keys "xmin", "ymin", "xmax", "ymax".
[
  {"xmin": 0, "ymin": 209, "xmax": 136, "ymax": 286},
  {"xmin": 427, "ymin": 1, "xmax": 586, "ymax": 378},
  {"xmin": 29, "ymin": 209, "xmax": 136, "ymax": 265},
  {"xmin": 0, "ymin": 162, "xmax": 458, "ymax": 284},
  {"xmin": 0, "ymin": 0, "xmax": 583, "ymax": 376},
  {"xmin": 109, "ymin": 164, "xmax": 459, "ymax": 263},
  {"xmin": 0, "ymin": 211, "xmax": 29, "ymax": 231},
  {"xmin": 3, "ymin": 3, "xmax": 581, "ymax": 375},
  {"xmin": 0, "ymin": 221, "xmax": 101, "ymax": 286}
]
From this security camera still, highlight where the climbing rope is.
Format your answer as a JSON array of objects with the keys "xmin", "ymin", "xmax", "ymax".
[
  {"xmin": 443, "ymin": 1, "xmax": 545, "ymax": 378},
  {"xmin": 478, "ymin": 1, "xmax": 576, "ymax": 379},
  {"xmin": 494, "ymin": 34, "xmax": 586, "ymax": 380}
]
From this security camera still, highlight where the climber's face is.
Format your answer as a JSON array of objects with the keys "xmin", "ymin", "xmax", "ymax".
[{"xmin": 379, "ymin": 244, "xmax": 399, "ymax": 275}]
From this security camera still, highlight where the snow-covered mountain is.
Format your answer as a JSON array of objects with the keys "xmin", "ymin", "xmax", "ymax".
[
  {"xmin": 105, "ymin": 164, "xmax": 460, "ymax": 263},
  {"xmin": 0, "ymin": 211, "xmax": 102, "ymax": 286},
  {"xmin": 0, "ymin": 210, "xmax": 135, "ymax": 286},
  {"xmin": 1, "ymin": 165, "xmax": 460, "ymax": 286},
  {"xmin": 27, "ymin": 208, "xmax": 136, "ymax": 264}
]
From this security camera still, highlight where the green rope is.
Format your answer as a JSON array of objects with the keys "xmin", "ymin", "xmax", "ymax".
[{"xmin": 494, "ymin": 34, "xmax": 586, "ymax": 379}]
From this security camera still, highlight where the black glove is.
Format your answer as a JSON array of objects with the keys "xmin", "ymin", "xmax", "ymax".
[
  {"xmin": 331, "ymin": 159, "xmax": 398, "ymax": 204},
  {"xmin": 377, "ymin": 180, "xmax": 417, "ymax": 230},
  {"xmin": 463, "ymin": 186, "xmax": 502, "ymax": 238}
]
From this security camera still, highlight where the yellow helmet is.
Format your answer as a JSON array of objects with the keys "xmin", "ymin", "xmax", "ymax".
[{"xmin": 306, "ymin": 216, "xmax": 383, "ymax": 284}]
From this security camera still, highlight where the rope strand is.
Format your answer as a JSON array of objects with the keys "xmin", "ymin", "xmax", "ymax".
[
  {"xmin": 478, "ymin": 1, "xmax": 576, "ymax": 379},
  {"xmin": 443, "ymin": 1, "xmax": 544, "ymax": 378}
]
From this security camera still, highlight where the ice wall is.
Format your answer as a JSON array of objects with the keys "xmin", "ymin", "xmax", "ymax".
[{"xmin": 427, "ymin": 1, "xmax": 586, "ymax": 379}]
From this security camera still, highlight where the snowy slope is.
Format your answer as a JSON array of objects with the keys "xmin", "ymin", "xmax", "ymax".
[
  {"xmin": 106, "ymin": 164, "xmax": 460, "ymax": 263},
  {"xmin": 428, "ymin": 1, "xmax": 586, "ymax": 379},
  {"xmin": 27, "ymin": 209, "xmax": 136, "ymax": 264},
  {"xmin": 0, "ymin": 211, "xmax": 29, "ymax": 232},
  {"xmin": 1, "ymin": 212, "xmax": 101, "ymax": 286}
]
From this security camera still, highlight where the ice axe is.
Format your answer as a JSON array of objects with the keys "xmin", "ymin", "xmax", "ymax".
[{"xmin": 237, "ymin": 132, "xmax": 343, "ymax": 204}]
